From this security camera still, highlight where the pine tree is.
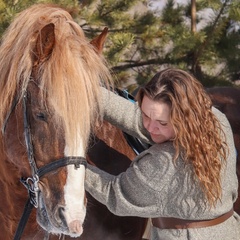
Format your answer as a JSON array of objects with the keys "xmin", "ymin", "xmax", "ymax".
[
  {"xmin": 77, "ymin": 0, "xmax": 240, "ymax": 88},
  {"xmin": 0, "ymin": 0, "xmax": 239, "ymax": 88}
]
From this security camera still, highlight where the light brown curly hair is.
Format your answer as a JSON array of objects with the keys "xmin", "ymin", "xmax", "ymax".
[{"xmin": 136, "ymin": 68, "xmax": 228, "ymax": 207}]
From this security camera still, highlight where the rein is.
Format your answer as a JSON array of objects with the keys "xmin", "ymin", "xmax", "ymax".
[{"xmin": 4, "ymin": 92, "xmax": 87, "ymax": 240}]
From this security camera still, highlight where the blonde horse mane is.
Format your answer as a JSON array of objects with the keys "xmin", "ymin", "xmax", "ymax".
[{"xmin": 0, "ymin": 4, "xmax": 112, "ymax": 154}]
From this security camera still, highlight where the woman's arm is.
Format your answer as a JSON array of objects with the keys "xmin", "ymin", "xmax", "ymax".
[
  {"xmin": 85, "ymin": 148, "xmax": 169, "ymax": 217},
  {"xmin": 101, "ymin": 87, "xmax": 152, "ymax": 144}
]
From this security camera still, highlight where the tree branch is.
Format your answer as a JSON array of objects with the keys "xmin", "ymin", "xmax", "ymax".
[{"xmin": 111, "ymin": 56, "xmax": 180, "ymax": 71}]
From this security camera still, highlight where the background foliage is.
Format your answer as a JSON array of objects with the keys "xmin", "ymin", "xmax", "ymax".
[{"xmin": 0, "ymin": 0, "xmax": 239, "ymax": 89}]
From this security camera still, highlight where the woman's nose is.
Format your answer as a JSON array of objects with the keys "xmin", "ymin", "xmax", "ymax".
[{"xmin": 147, "ymin": 120, "xmax": 158, "ymax": 133}]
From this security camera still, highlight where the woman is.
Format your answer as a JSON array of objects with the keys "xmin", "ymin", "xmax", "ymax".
[{"xmin": 85, "ymin": 68, "xmax": 240, "ymax": 239}]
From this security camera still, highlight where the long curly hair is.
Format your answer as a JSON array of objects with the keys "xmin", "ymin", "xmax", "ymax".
[{"xmin": 137, "ymin": 68, "xmax": 228, "ymax": 207}]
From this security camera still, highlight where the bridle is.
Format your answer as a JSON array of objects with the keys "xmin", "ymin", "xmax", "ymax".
[{"xmin": 3, "ymin": 91, "xmax": 87, "ymax": 240}]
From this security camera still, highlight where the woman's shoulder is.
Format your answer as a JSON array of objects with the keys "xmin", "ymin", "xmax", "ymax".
[
  {"xmin": 135, "ymin": 142, "xmax": 176, "ymax": 166},
  {"xmin": 150, "ymin": 141, "xmax": 175, "ymax": 154},
  {"xmin": 212, "ymin": 106, "xmax": 233, "ymax": 136},
  {"xmin": 131, "ymin": 142, "xmax": 187, "ymax": 192},
  {"xmin": 212, "ymin": 106, "xmax": 229, "ymax": 125}
]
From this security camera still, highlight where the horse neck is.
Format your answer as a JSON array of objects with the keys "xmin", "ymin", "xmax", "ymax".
[
  {"xmin": 0, "ymin": 147, "xmax": 28, "ymax": 192},
  {"xmin": 0, "ymin": 144, "xmax": 31, "ymax": 234},
  {"xmin": 95, "ymin": 121, "xmax": 136, "ymax": 160}
]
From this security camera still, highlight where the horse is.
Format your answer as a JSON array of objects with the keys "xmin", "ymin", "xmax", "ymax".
[
  {"xmin": 207, "ymin": 87, "xmax": 240, "ymax": 215},
  {"xmin": 0, "ymin": 4, "xmax": 147, "ymax": 240}
]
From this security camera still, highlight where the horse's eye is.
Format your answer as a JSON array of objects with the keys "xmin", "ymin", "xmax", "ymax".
[{"xmin": 36, "ymin": 112, "xmax": 47, "ymax": 121}]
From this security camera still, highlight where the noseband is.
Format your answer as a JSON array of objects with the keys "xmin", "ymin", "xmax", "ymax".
[{"xmin": 4, "ymin": 91, "xmax": 87, "ymax": 240}]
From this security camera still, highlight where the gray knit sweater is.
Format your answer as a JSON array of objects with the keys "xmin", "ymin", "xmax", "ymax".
[{"xmin": 85, "ymin": 88, "xmax": 240, "ymax": 240}]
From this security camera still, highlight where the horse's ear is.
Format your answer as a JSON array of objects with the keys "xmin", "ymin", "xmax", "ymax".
[
  {"xmin": 33, "ymin": 23, "xmax": 55, "ymax": 64},
  {"xmin": 90, "ymin": 27, "xmax": 108, "ymax": 54}
]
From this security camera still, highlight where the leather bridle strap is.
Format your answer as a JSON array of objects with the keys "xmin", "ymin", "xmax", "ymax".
[
  {"xmin": 38, "ymin": 156, "xmax": 87, "ymax": 177},
  {"xmin": 13, "ymin": 199, "xmax": 34, "ymax": 240},
  {"xmin": 23, "ymin": 92, "xmax": 38, "ymax": 178}
]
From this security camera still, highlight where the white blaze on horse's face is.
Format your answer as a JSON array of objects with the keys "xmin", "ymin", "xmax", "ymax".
[{"xmin": 64, "ymin": 138, "xmax": 86, "ymax": 237}]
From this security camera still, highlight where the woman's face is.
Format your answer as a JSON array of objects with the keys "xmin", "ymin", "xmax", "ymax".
[{"xmin": 141, "ymin": 95, "xmax": 175, "ymax": 143}]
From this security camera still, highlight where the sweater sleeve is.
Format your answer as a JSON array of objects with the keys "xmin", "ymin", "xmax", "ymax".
[
  {"xmin": 84, "ymin": 147, "xmax": 169, "ymax": 218},
  {"xmin": 101, "ymin": 87, "xmax": 153, "ymax": 144}
]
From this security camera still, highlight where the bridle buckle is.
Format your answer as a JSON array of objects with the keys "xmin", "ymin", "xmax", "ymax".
[{"xmin": 20, "ymin": 175, "xmax": 40, "ymax": 208}]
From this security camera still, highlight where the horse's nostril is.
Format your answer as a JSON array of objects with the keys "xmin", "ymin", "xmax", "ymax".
[
  {"xmin": 55, "ymin": 206, "xmax": 68, "ymax": 228},
  {"xmin": 69, "ymin": 220, "xmax": 83, "ymax": 235}
]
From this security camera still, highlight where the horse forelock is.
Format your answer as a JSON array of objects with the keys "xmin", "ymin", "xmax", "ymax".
[{"xmin": 0, "ymin": 3, "xmax": 113, "ymax": 154}]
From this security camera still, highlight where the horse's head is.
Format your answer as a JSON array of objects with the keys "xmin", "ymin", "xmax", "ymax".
[{"xmin": 0, "ymin": 4, "xmax": 111, "ymax": 237}]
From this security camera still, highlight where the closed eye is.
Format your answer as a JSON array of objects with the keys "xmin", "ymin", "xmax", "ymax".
[
  {"xmin": 158, "ymin": 121, "xmax": 168, "ymax": 126},
  {"xmin": 36, "ymin": 112, "xmax": 47, "ymax": 121}
]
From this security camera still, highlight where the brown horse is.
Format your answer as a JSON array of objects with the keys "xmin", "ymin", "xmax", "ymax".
[
  {"xmin": 0, "ymin": 4, "xmax": 146, "ymax": 240},
  {"xmin": 207, "ymin": 87, "xmax": 240, "ymax": 215}
]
